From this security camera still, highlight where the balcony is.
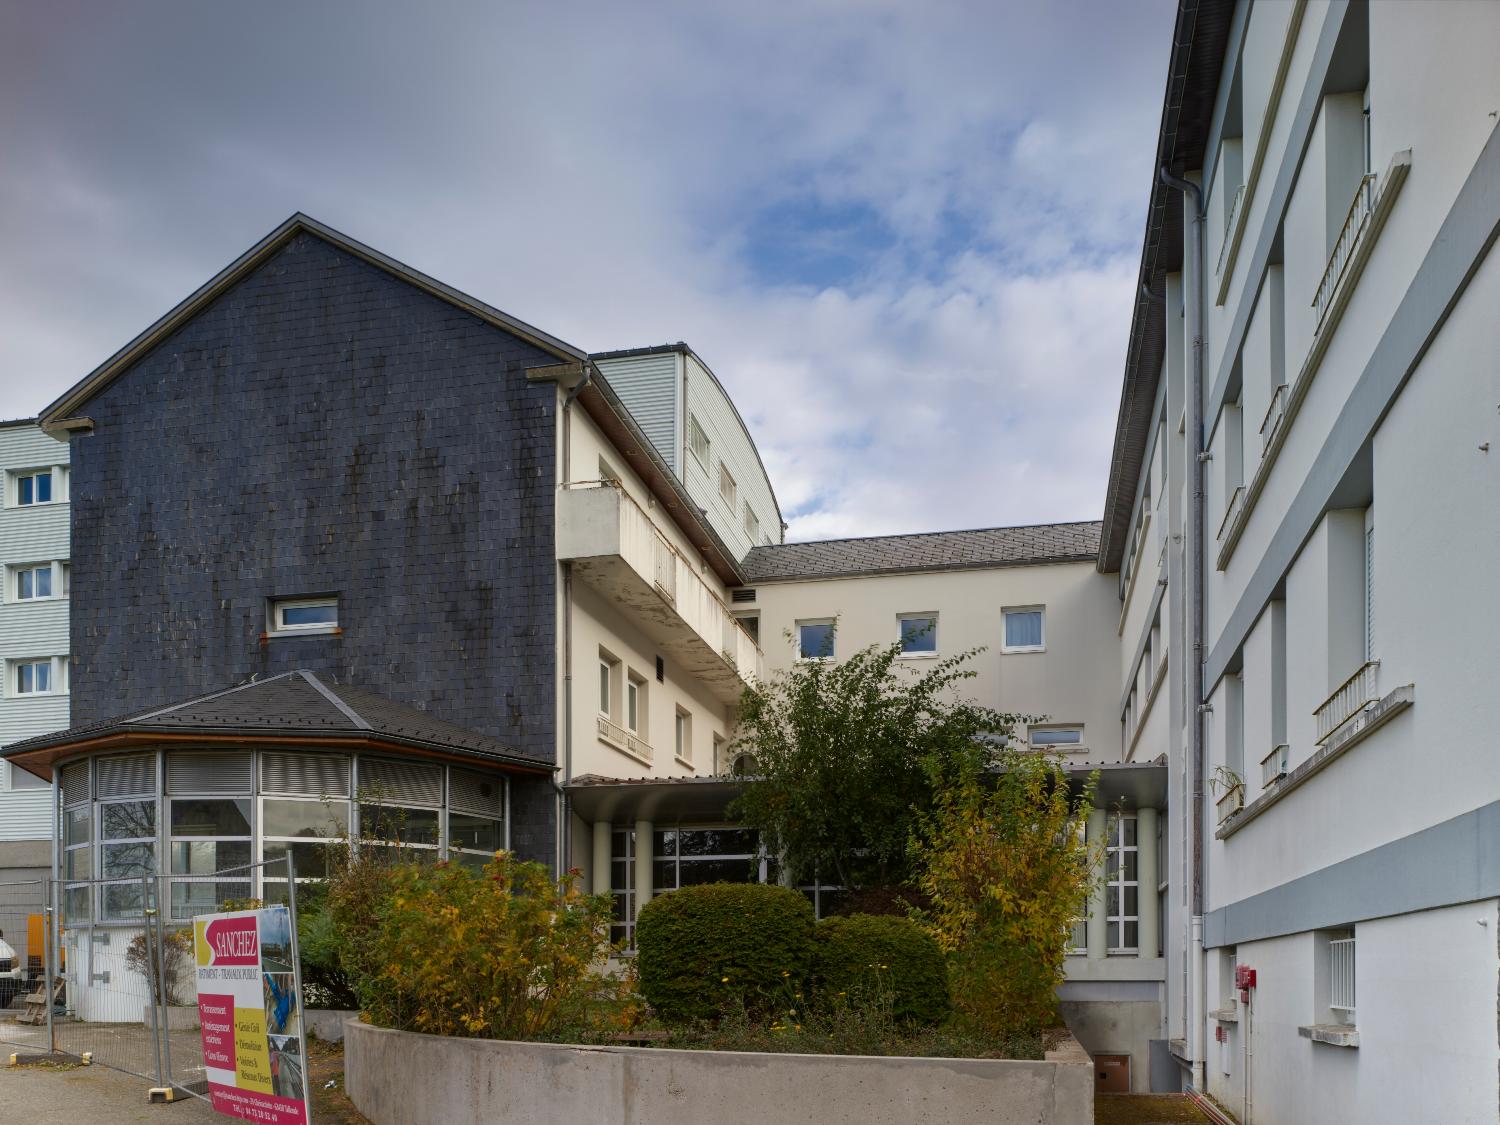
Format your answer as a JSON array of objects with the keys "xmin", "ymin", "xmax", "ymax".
[
  {"xmin": 1315, "ymin": 660, "xmax": 1380, "ymax": 745},
  {"xmin": 597, "ymin": 715, "xmax": 653, "ymax": 765},
  {"xmin": 1217, "ymin": 486, "xmax": 1245, "ymax": 543},
  {"xmin": 1260, "ymin": 743, "xmax": 1289, "ymax": 788},
  {"xmin": 557, "ymin": 482, "xmax": 762, "ymax": 704},
  {"xmin": 1259, "ymin": 383, "xmax": 1288, "ymax": 454}
]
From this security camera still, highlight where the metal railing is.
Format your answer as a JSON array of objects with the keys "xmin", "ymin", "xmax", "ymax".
[
  {"xmin": 1260, "ymin": 744, "xmax": 1290, "ymax": 787},
  {"xmin": 1315, "ymin": 660, "xmax": 1380, "ymax": 744},
  {"xmin": 1329, "ymin": 937, "xmax": 1356, "ymax": 1016},
  {"xmin": 1216, "ymin": 183, "xmax": 1247, "ymax": 277},
  {"xmin": 652, "ymin": 532, "xmax": 677, "ymax": 602},
  {"xmin": 1259, "ymin": 383, "xmax": 1289, "ymax": 453},
  {"xmin": 1217, "ymin": 486, "xmax": 1245, "ymax": 542},
  {"xmin": 1215, "ymin": 785, "xmax": 1244, "ymax": 825},
  {"xmin": 1313, "ymin": 173, "xmax": 1378, "ymax": 333},
  {"xmin": 597, "ymin": 715, "xmax": 653, "ymax": 764}
]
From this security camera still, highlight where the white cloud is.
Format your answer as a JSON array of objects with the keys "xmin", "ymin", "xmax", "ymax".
[{"xmin": 0, "ymin": 0, "xmax": 1173, "ymax": 540}]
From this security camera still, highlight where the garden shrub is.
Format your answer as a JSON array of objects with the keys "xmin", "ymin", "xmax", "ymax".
[
  {"xmin": 635, "ymin": 882, "xmax": 815, "ymax": 1024},
  {"xmin": 327, "ymin": 852, "xmax": 634, "ymax": 1039},
  {"xmin": 811, "ymin": 914, "xmax": 949, "ymax": 1026}
]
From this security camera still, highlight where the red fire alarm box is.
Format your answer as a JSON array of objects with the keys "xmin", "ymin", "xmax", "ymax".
[
  {"xmin": 1215, "ymin": 1025, "xmax": 1226, "ymax": 1043},
  {"xmin": 1234, "ymin": 964, "xmax": 1256, "ymax": 990}
]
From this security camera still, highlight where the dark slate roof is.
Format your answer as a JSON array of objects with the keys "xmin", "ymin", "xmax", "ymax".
[
  {"xmin": 2, "ymin": 670, "xmax": 547, "ymax": 773},
  {"xmin": 740, "ymin": 521, "xmax": 1102, "ymax": 582}
]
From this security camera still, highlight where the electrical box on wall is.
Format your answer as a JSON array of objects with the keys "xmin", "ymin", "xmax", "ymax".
[{"xmin": 1234, "ymin": 964, "xmax": 1256, "ymax": 990}]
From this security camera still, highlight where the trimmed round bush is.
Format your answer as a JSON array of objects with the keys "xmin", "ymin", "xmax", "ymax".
[
  {"xmin": 811, "ymin": 913, "xmax": 950, "ymax": 1026},
  {"xmin": 635, "ymin": 882, "xmax": 814, "ymax": 1024}
]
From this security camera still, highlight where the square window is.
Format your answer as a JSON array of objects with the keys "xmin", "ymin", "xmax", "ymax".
[
  {"xmin": 797, "ymin": 620, "xmax": 835, "ymax": 661},
  {"xmin": 17, "ymin": 470, "xmax": 53, "ymax": 506},
  {"xmin": 1002, "ymin": 607, "xmax": 1045, "ymax": 652},
  {"xmin": 270, "ymin": 596, "xmax": 338, "ymax": 634},
  {"xmin": 16, "ymin": 660, "xmax": 51, "ymax": 695},
  {"xmin": 898, "ymin": 613, "xmax": 938, "ymax": 655},
  {"xmin": 16, "ymin": 565, "xmax": 52, "ymax": 600}
]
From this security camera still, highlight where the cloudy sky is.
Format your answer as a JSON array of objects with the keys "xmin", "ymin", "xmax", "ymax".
[{"xmin": 0, "ymin": 0, "xmax": 1173, "ymax": 541}]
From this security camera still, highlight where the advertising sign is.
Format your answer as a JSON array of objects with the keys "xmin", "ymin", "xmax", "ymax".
[{"xmin": 194, "ymin": 906, "xmax": 310, "ymax": 1124}]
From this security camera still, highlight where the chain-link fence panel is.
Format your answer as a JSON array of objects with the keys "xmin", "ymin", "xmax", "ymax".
[{"xmin": 0, "ymin": 879, "xmax": 52, "ymax": 1056}]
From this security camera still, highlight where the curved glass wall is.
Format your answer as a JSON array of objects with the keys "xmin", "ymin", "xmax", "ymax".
[{"xmin": 56, "ymin": 748, "xmax": 510, "ymax": 924}]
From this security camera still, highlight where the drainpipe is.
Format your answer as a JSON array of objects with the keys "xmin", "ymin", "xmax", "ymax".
[
  {"xmin": 558, "ymin": 363, "xmax": 593, "ymax": 875},
  {"xmin": 1160, "ymin": 164, "xmax": 1207, "ymax": 1092}
]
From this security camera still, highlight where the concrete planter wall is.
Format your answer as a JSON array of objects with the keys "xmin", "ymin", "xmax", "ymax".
[
  {"xmin": 345, "ymin": 1019, "xmax": 1093, "ymax": 1125},
  {"xmin": 144, "ymin": 1003, "xmax": 200, "ymax": 1031},
  {"xmin": 305, "ymin": 1009, "xmax": 360, "ymax": 1043}
]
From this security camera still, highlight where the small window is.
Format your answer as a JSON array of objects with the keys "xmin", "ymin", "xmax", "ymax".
[
  {"xmin": 898, "ymin": 613, "xmax": 938, "ymax": 656},
  {"xmin": 16, "ymin": 469, "xmax": 55, "ymax": 506},
  {"xmin": 270, "ymin": 596, "xmax": 339, "ymax": 634},
  {"xmin": 626, "ymin": 672, "xmax": 646, "ymax": 733},
  {"xmin": 14, "ymin": 657, "xmax": 66, "ymax": 696},
  {"xmin": 599, "ymin": 660, "xmax": 612, "ymax": 716},
  {"xmin": 718, "ymin": 462, "xmax": 737, "ymax": 507},
  {"xmin": 688, "ymin": 416, "xmax": 711, "ymax": 466},
  {"xmin": 797, "ymin": 619, "xmax": 835, "ymax": 661},
  {"xmin": 1029, "ymin": 726, "xmax": 1084, "ymax": 750},
  {"xmin": 1002, "ymin": 607, "xmax": 1045, "ymax": 652},
  {"xmin": 15, "ymin": 564, "xmax": 54, "ymax": 600},
  {"xmin": 674, "ymin": 708, "xmax": 692, "ymax": 765},
  {"xmin": 599, "ymin": 650, "xmax": 622, "ymax": 721},
  {"xmin": 743, "ymin": 503, "xmax": 760, "ymax": 541}
]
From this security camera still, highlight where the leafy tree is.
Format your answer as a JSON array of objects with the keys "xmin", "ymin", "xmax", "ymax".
[
  {"xmin": 912, "ymin": 753, "xmax": 1098, "ymax": 1035},
  {"xmin": 728, "ymin": 625, "xmax": 1024, "ymax": 890}
]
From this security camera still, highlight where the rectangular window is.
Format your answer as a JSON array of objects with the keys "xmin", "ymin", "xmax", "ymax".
[
  {"xmin": 611, "ymin": 828, "xmax": 636, "ymax": 947},
  {"xmin": 674, "ymin": 708, "xmax": 692, "ymax": 765},
  {"xmin": 743, "ymin": 503, "xmax": 760, "ymax": 541},
  {"xmin": 270, "ymin": 595, "xmax": 338, "ymax": 634},
  {"xmin": 733, "ymin": 612, "xmax": 759, "ymax": 644},
  {"xmin": 15, "ymin": 564, "xmax": 54, "ymax": 600},
  {"xmin": 718, "ymin": 462, "xmax": 737, "ymax": 507},
  {"xmin": 626, "ymin": 673, "xmax": 646, "ymax": 733},
  {"xmin": 1106, "ymin": 813, "xmax": 1139, "ymax": 953},
  {"xmin": 15, "ymin": 659, "xmax": 56, "ymax": 695},
  {"xmin": 16, "ymin": 469, "xmax": 54, "ymax": 506},
  {"xmin": 1029, "ymin": 726, "xmax": 1083, "ymax": 750},
  {"xmin": 101, "ymin": 797, "xmax": 158, "ymax": 920},
  {"xmin": 168, "ymin": 797, "xmax": 254, "ymax": 919},
  {"xmin": 654, "ymin": 828, "xmax": 760, "ymax": 893},
  {"xmin": 688, "ymin": 416, "xmax": 711, "ymax": 466},
  {"xmin": 1002, "ymin": 607, "xmax": 1045, "ymax": 652},
  {"xmin": 898, "ymin": 613, "xmax": 938, "ymax": 656},
  {"xmin": 797, "ymin": 619, "xmax": 835, "ymax": 661},
  {"xmin": 1363, "ymin": 507, "xmax": 1374, "ymax": 661}
]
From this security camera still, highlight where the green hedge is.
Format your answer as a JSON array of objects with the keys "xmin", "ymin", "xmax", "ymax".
[
  {"xmin": 635, "ymin": 883, "xmax": 814, "ymax": 1024},
  {"xmin": 812, "ymin": 914, "xmax": 950, "ymax": 1026}
]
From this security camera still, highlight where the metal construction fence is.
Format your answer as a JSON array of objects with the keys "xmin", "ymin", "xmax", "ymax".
[{"xmin": 0, "ymin": 856, "xmax": 302, "ymax": 1104}]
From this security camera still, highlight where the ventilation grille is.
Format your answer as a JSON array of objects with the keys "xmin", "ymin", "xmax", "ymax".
[
  {"xmin": 358, "ymin": 757, "xmax": 443, "ymax": 807},
  {"xmin": 449, "ymin": 768, "xmax": 504, "ymax": 819},
  {"xmin": 261, "ymin": 752, "xmax": 350, "ymax": 799},
  {"xmin": 167, "ymin": 751, "xmax": 253, "ymax": 795},
  {"xmin": 60, "ymin": 761, "xmax": 89, "ymax": 805},
  {"xmin": 731, "ymin": 588, "xmax": 757, "ymax": 604},
  {"xmin": 96, "ymin": 753, "xmax": 155, "ymax": 799}
]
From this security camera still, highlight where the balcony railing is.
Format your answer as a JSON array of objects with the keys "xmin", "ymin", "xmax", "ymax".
[
  {"xmin": 1259, "ymin": 383, "xmax": 1289, "ymax": 454},
  {"xmin": 597, "ymin": 715, "xmax": 653, "ymax": 764},
  {"xmin": 653, "ymin": 532, "xmax": 676, "ymax": 602},
  {"xmin": 1215, "ymin": 784, "xmax": 1244, "ymax": 825},
  {"xmin": 1260, "ymin": 744, "xmax": 1290, "ymax": 788},
  {"xmin": 1315, "ymin": 660, "xmax": 1380, "ymax": 744},
  {"xmin": 1216, "ymin": 183, "xmax": 1247, "ymax": 278},
  {"xmin": 1217, "ymin": 486, "xmax": 1245, "ymax": 543},
  {"xmin": 1313, "ymin": 173, "xmax": 1378, "ymax": 333},
  {"xmin": 1329, "ymin": 937, "xmax": 1356, "ymax": 1016}
]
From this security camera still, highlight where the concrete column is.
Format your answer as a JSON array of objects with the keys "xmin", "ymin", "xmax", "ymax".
[
  {"xmin": 1087, "ymin": 808, "xmax": 1109, "ymax": 960},
  {"xmin": 1137, "ymin": 806, "xmax": 1159, "ymax": 958},
  {"xmin": 591, "ymin": 821, "xmax": 612, "ymax": 896},
  {"xmin": 633, "ymin": 819, "xmax": 654, "ymax": 917}
]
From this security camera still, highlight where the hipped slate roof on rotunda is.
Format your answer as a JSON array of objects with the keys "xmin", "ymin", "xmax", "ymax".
[{"xmin": 1, "ymin": 669, "xmax": 549, "ymax": 780}]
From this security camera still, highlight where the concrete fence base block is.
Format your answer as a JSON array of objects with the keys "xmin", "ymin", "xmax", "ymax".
[{"xmin": 345, "ymin": 1019, "xmax": 1094, "ymax": 1125}]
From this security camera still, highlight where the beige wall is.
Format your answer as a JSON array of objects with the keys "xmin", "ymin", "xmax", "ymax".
[{"xmin": 750, "ymin": 560, "xmax": 1121, "ymax": 759}]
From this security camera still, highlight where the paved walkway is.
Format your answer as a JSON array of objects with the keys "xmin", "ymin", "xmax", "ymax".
[{"xmin": 0, "ymin": 1060, "xmax": 222, "ymax": 1123}]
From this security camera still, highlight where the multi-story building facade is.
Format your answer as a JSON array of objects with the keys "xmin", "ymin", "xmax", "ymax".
[
  {"xmin": 0, "ymin": 419, "xmax": 70, "ymax": 884},
  {"xmin": 1100, "ymin": 0, "xmax": 1500, "ymax": 1118}
]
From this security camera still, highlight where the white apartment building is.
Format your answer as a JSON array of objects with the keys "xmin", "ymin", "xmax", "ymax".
[
  {"xmin": 744, "ymin": 524, "xmax": 1168, "ymax": 1089},
  {"xmin": 1099, "ymin": 0, "xmax": 1500, "ymax": 1117},
  {"xmin": 0, "ymin": 419, "xmax": 70, "ymax": 883}
]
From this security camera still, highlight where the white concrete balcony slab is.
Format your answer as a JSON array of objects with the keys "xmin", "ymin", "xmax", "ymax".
[{"xmin": 557, "ymin": 483, "xmax": 761, "ymax": 704}]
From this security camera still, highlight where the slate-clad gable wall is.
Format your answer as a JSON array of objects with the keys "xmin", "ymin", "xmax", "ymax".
[{"xmin": 67, "ymin": 232, "xmax": 558, "ymax": 861}]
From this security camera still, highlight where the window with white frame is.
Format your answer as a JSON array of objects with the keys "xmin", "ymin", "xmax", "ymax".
[
  {"xmin": 610, "ymin": 827, "xmax": 637, "ymax": 946},
  {"xmin": 13, "ymin": 656, "xmax": 66, "ymax": 696},
  {"xmin": 1105, "ymin": 813, "xmax": 1139, "ymax": 953},
  {"xmin": 269, "ymin": 595, "xmax": 338, "ymax": 634},
  {"xmin": 14, "ymin": 467, "xmax": 65, "ymax": 507},
  {"xmin": 1327, "ymin": 929, "xmax": 1356, "ymax": 1022},
  {"xmin": 674, "ymin": 708, "xmax": 693, "ymax": 765},
  {"xmin": 626, "ymin": 671, "xmax": 646, "ymax": 733},
  {"xmin": 897, "ymin": 613, "xmax": 938, "ymax": 656},
  {"xmin": 1002, "ymin": 607, "xmax": 1045, "ymax": 652},
  {"xmin": 718, "ymin": 462, "xmax": 737, "ymax": 507},
  {"xmin": 1029, "ymin": 726, "xmax": 1083, "ymax": 751},
  {"xmin": 796, "ymin": 619, "xmax": 835, "ymax": 661},
  {"xmin": 14, "ymin": 562, "xmax": 66, "ymax": 601},
  {"xmin": 743, "ymin": 503, "xmax": 760, "ymax": 541},
  {"xmin": 688, "ymin": 416, "xmax": 711, "ymax": 466},
  {"xmin": 599, "ymin": 651, "xmax": 620, "ymax": 718},
  {"xmin": 97, "ymin": 753, "xmax": 160, "ymax": 921},
  {"xmin": 60, "ymin": 761, "xmax": 91, "ymax": 923}
]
